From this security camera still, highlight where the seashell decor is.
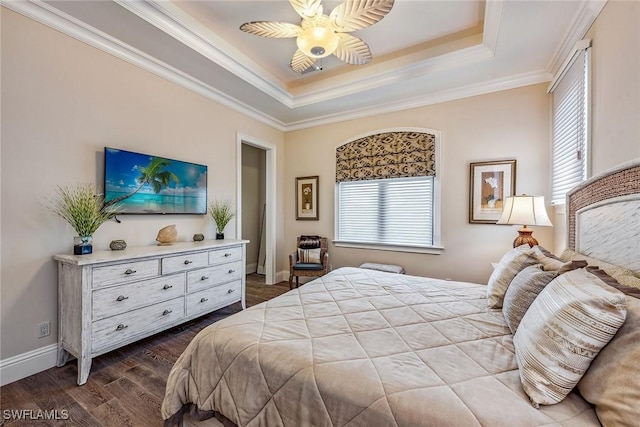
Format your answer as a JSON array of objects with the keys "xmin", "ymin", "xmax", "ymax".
[
  {"xmin": 109, "ymin": 239, "xmax": 127, "ymax": 251},
  {"xmin": 156, "ymin": 224, "xmax": 177, "ymax": 246}
]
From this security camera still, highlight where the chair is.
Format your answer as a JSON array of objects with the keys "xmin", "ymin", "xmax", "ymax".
[{"xmin": 289, "ymin": 236, "xmax": 329, "ymax": 289}]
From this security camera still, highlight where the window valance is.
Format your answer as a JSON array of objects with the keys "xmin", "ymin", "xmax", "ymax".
[{"xmin": 335, "ymin": 131, "xmax": 436, "ymax": 182}]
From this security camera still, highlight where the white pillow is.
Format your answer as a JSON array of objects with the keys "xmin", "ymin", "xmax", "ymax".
[
  {"xmin": 486, "ymin": 244, "xmax": 537, "ymax": 308},
  {"xmin": 297, "ymin": 248, "xmax": 321, "ymax": 264},
  {"xmin": 513, "ymin": 268, "xmax": 627, "ymax": 407}
]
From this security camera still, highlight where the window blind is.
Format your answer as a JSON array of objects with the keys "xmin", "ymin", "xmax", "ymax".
[
  {"xmin": 550, "ymin": 46, "xmax": 589, "ymax": 205},
  {"xmin": 337, "ymin": 176, "xmax": 433, "ymax": 247}
]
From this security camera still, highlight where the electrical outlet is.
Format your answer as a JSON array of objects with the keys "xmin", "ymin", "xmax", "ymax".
[{"xmin": 38, "ymin": 321, "xmax": 51, "ymax": 338}]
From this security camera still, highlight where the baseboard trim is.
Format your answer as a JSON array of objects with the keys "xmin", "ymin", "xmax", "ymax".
[
  {"xmin": 246, "ymin": 262, "xmax": 257, "ymax": 274},
  {"xmin": 0, "ymin": 344, "xmax": 58, "ymax": 386},
  {"xmin": 276, "ymin": 270, "xmax": 288, "ymax": 284}
]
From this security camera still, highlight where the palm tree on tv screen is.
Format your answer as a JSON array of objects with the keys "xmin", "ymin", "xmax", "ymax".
[{"xmin": 104, "ymin": 157, "xmax": 180, "ymax": 208}]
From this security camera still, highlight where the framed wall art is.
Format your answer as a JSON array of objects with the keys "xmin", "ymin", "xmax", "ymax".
[
  {"xmin": 296, "ymin": 176, "xmax": 319, "ymax": 220},
  {"xmin": 469, "ymin": 160, "xmax": 516, "ymax": 224}
]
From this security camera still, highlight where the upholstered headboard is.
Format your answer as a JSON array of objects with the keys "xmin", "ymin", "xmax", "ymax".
[{"xmin": 567, "ymin": 158, "xmax": 640, "ymax": 275}]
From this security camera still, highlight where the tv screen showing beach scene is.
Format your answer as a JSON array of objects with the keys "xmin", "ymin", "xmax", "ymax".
[{"xmin": 104, "ymin": 147, "xmax": 207, "ymax": 214}]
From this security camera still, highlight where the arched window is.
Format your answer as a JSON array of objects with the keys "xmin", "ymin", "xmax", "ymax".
[{"xmin": 335, "ymin": 130, "xmax": 441, "ymax": 252}]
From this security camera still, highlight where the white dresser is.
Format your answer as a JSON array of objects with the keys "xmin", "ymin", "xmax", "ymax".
[{"xmin": 54, "ymin": 239, "xmax": 248, "ymax": 385}]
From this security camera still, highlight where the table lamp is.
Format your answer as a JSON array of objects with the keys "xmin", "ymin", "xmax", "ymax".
[{"xmin": 497, "ymin": 195, "xmax": 552, "ymax": 247}]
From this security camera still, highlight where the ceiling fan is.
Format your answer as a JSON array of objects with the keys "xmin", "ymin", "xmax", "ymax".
[{"xmin": 240, "ymin": 0, "xmax": 395, "ymax": 73}]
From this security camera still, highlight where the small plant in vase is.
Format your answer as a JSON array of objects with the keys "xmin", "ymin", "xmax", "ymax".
[
  {"xmin": 208, "ymin": 199, "xmax": 235, "ymax": 240},
  {"xmin": 49, "ymin": 183, "xmax": 120, "ymax": 254}
]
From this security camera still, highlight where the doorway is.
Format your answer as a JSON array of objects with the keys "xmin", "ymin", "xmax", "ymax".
[{"xmin": 236, "ymin": 133, "xmax": 276, "ymax": 285}]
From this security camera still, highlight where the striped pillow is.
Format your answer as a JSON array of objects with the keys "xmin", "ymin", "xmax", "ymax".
[
  {"xmin": 513, "ymin": 268, "xmax": 627, "ymax": 406},
  {"xmin": 502, "ymin": 264, "xmax": 557, "ymax": 333},
  {"xmin": 487, "ymin": 244, "xmax": 537, "ymax": 308},
  {"xmin": 297, "ymin": 248, "xmax": 321, "ymax": 264}
]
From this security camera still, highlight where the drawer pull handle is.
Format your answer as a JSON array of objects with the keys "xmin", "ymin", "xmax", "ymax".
[
  {"xmin": 200, "ymin": 297, "xmax": 208, "ymax": 303},
  {"xmin": 201, "ymin": 276, "xmax": 209, "ymax": 281},
  {"xmin": 184, "ymin": 260, "xmax": 193, "ymax": 265},
  {"xmin": 228, "ymin": 269, "xmax": 235, "ymax": 274},
  {"xmin": 116, "ymin": 295, "xmax": 129, "ymax": 302},
  {"xmin": 124, "ymin": 269, "xmax": 136, "ymax": 275},
  {"xmin": 224, "ymin": 253, "xmax": 231, "ymax": 257},
  {"xmin": 227, "ymin": 289, "xmax": 235, "ymax": 294},
  {"xmin": 162, "ymin": 309, "xmax": 173, "ymax": 316},
  {"xmin": 162, "ymin": 284, "xmax": 173, "ymax": 290},
  {"xmin": 116, "ymin": 324, "xmax": 128, "ymax": 331}
]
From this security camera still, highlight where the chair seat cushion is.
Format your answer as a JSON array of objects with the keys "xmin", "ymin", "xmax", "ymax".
[{"xmin": 293, "ymin": 263, "xmax": 324, "ymax": 271}]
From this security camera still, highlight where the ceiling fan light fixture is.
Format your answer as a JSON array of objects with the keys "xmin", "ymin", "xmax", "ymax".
[{"xmin": 296, "ymin": 26, "xmax": 339, "ymax": 58}]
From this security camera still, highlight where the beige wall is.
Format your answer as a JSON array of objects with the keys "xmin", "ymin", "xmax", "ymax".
[
  {"xmin": 241, "ymin": 145, "xmax": 266, "ymax": 272},
  {"xmin": 285, "ymin": 84, "xmax": 553, "ymax": 284},
  {"xmin": 587, "ymin": 0, "xmax": 640, "ymax": 174},
  {"xmin": 554, "ymin": 0, "xmax": 640, "ymax": 252},
  {"xmin": 0, "ymin": 9, "xmax": 285, "ymax": 359}
]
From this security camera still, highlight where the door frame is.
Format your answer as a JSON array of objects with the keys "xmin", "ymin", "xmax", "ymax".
[{"xmin": 236, "ymin": 133, "xmax": 276, "ymax": 285}]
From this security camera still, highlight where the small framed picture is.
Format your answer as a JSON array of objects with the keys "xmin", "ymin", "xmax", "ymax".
[
  {"xmin": 469, "ymin": 160, "xmax": 516, "ymax": 224},
  {"xmin": 296, "ymin": 176, "xmax": 319, "ymax": 220}
]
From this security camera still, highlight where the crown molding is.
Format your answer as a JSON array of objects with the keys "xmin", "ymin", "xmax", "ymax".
[
  {"xmin": 3, "ymin": 0, "xmax": 286, "ymax": 131},
  {"xmin": 546, "ymin": 0, "xmax": 607, "ymax": 75},
  {"xmin": 285, "ymin": 69, "xmax": 552, "ymax": 131},
  {"xmin": 114, "ymin": 0, "xmax": 294, "ymax": 107},
  {"xmin": 291, "ymin": 43, "xmax": 494, "ymax": 108},
  {"xmin": 4, "ymin": 1, "xmax": 564, "ymax": 133},
  {"xmin": 482, "ymin": 0, "xmax": 503, "ymax": 55},
  {"xmin": 125, "ymin": 1, "xmax": 504, "ymax": 108}
]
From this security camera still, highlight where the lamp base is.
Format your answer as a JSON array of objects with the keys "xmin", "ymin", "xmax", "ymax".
[{"xmin": 512, "ymin": 226, "xmax": 538, "ymax": 248}]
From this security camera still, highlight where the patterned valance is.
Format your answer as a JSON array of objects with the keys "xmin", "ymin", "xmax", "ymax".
[{"xmin": 335, "ymin": 131, "xmax": 436, "ymax": 182}]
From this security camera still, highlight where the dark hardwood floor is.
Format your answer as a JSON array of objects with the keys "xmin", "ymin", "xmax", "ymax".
[{"xmin": 0, "ymin": 274, "xmax": 290, "ymax": 427}]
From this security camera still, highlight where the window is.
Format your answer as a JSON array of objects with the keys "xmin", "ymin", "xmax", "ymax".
[
  {"xmin": 337, "ymin": 176, "xmax": 434, "ymax": 247},
  {"xmin": 334, "ymin": 130, "xmax": 440, "ymax": 252},
  {"xmin": 550, "ymin": 41, "xmax": 590, "ymax": 205}
]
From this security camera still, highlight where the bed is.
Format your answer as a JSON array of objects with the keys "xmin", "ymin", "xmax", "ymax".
[{"xmin": 162, "ymin": 159, "xmax": 640, "ymax": 427}]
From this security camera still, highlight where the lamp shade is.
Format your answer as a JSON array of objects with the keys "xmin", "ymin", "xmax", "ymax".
[
  {"xmin": 296, "ymin": 26, "xmax": 339, "ymax": 58},
  {"xmin": 497, "ymin": 195, "xmax": 552, "ymax": 226}
]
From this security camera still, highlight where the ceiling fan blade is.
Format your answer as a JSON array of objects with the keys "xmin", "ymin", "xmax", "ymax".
[
  {"xmin": 334, "ymin": 33, "xmax": 372, "ymax": 65},
  {"xmin": 330, "ymin": 0, "xmax": 394, "ymax": 32},
  {"xmin": 289, "ymin": 0, "xmax": 323, "ymax": 19},
  {"xmin": 240, "ymin": 21, "xmax": 301, "ymax": 38},
  {"xmin": 290, "ymin": 50, "xmax": 317, "ymax": 73}
]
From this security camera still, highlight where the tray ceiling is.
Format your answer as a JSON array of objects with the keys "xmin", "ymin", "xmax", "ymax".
[{"xmin": 7, "ymin": 0, "xmax": 606, "ymax": 130}]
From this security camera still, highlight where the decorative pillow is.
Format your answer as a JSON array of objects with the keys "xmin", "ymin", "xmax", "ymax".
[
  {"xmin": 586, "ymin": 267, "xmax": 640, "ymax": 298},
  {"xmin": 297, "ymin": 248, "xmax": 321, "ymax": 264},
  {"xmin": 487, "ymin": 244, "xmax": 537, "ymax": 308},
  {"xmin": 532, "ymin": 245, "xmax": 564, "ymax": 271},
  {"xmin": 577, "ymin": 273, "xmax": 640, "ymax": 426},
  {"xmin": 513, "ymin": 268, "xmax": 627, "ymax": 407},
  {"xmin": 502, "ymin": 265, "xmax": 557, "ymax": 333},
  {"xmin": 560, "ymin": 248, "xmax": 640, "ymax": 289}
]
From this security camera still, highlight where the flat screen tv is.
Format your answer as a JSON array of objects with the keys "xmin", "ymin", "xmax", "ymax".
[{"xmin": 104, "ymin": 147, "xmax": 207, "ymax": 214}]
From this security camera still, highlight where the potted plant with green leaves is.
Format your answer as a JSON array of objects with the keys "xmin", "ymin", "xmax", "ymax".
[
  {"xmin": 49, "ymin": 183, "xmax": 120, "ymax": 254},
  {"xmin": 208, "ymin": 199, "xmax": 235, "ymax": 240}
]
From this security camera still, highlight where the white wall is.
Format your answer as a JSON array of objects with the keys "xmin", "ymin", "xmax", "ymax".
[
  {"xmin": 285, "ymin": 84, "xmax": 553, "ymax": 284},
  {"xmin": 0, "ymin": 9, "xmax": 285, "ymax": 361}
]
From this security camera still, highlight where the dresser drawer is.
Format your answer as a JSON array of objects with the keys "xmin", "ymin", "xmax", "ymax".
[
  {"xmin": 161, "ymin": 252, "xmax": 209, "ymax": 274},
  {"xmin": 186, "ymin": 280, "xmax": 241, "ymax": 317},
  {"xmin": 209, "ymin": 246, "xmax": 242, "ymax": 265},
  {"xmin": 92, "ymin": 259, "xmax": 160, "ymax": 288},
  {"xmin": 92, "ymin": 274, "xmax": 186, "ymax": 321},
  {"xmin": 92, "ymin": 297, "xmax": 184, "ymax": 353},
  {"xmin": 186, "ymin": 261, "xmax": 243, "ymax": 293}
]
